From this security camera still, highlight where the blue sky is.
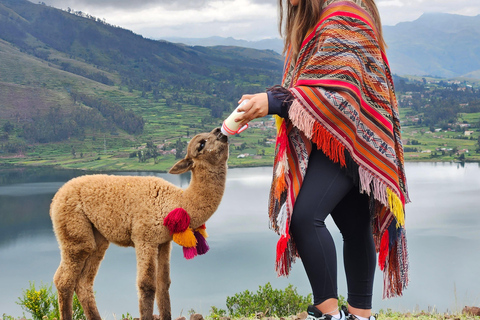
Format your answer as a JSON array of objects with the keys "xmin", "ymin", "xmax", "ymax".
[{"xmin": 32, "ymin": 0, "xmax": 480, "ymax": 40}]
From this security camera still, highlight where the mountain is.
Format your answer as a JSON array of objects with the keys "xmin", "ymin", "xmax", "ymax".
[
  {"xmin": 164, "ymin": 13, "xmax": 480, "ymax": 79},
  {"xmin": 163, "ymin": 36, "xmax": 285, "ymax": 55},
  {"xmin": 383, "ymin": 13, "xmax": 480, "ymax": 78},
  {"xmin": 0, "ymin": 0, "xmax": 283, "ymax": 89},
  {"xmin": 1, "ymin": 0, "xmax": 479, "ymax": 168},
  {"xmin": 0, "ymin": 0, "xmax": 283, "ymax": 150}
]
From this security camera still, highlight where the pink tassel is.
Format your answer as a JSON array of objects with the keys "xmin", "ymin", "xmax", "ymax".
[
  {"xmin": 183, "ymin": 246, "xmax": 198, "ymax": 260},
  {"xmin": 163, "ymin": 208, "xmax": 190, "ymax": 234},
  {"xmin": 194, "ymin": 231, "xmax": 210, "ymax": 255},
  {"xmin": 378, "ymin": 230, "xmax": 389, "ymax": 271}
]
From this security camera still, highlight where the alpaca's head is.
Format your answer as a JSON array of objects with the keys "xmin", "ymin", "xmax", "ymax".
[{"xmin": 169, "ymin": 127, "xmax": 229, "ymax": 174}]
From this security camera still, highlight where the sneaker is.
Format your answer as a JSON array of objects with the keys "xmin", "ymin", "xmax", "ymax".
[
  {"xmin": 345, "ymin": 315, "xmax": 376, "ymax": 320},
  {"xmin": 342, "ymin": 306, "xmax": 376, "ymax": 320},
  {"xmin": 306, "ymin": 305, "xmax": 346, "ymax": 320}
]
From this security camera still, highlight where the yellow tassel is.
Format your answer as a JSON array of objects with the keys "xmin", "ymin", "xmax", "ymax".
[
  {"xmin": 274, "ymin": 115, "xmax": 284, "ymax": 133},
  {"xmin": 387, "ymin": 188, "xmax": 405, "ymax": 227},
  {"xmin": 196, "ymin": 227, "xmax": 208, "ymax": 239},
  {"xmin": 173, "ymin": 227, "xmax": 197, "ymax": 248}
]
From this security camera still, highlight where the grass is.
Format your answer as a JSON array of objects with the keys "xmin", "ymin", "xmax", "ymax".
[
  {"xmin": 3, "ymin": 308, "xmax": 478, "ymax": 320},
  {"xmin": 1, "ymin": 37, "xmax": 479, "ymax": 169},
  {"xmin": 374, "ymin": 310, "xmax": 479, "ymax": 319},
  {"xmin": 398, "ymin": 108, "xmax": 480, "ymax": 162},
  {"xmin": 400, "ymin": 126, "xmax": 480, "ymax": 161}
]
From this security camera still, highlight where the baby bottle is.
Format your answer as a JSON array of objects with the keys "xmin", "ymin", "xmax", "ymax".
[{"xmin": 221, "ymin": 99, "xmax": 249, "ymax": 136}]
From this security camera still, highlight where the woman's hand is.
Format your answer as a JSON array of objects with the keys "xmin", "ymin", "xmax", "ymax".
[{"xmin": 236, "ymin": 93, "xmax": 268, "ymax": 128}]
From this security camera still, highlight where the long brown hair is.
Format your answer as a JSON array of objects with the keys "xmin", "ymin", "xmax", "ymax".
[{"xmin": 278, "ymin": 0, "xmax": 386, "ymax": 59}]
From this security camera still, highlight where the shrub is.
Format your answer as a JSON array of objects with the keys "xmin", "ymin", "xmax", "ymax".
[
  {"xmin": 16, "ymin": 281, "xmax": 85, "ymax": 320},
  {"xmin": 17, "ymin": 282, "xmax": 53, "ymax": 320},
  {"xmin": 209, "ymin": 306, "xmax": 227, "ymax": 320},
  {"xmin": 225, "ymin": 282, "xmax": 312, "ymax": 317}
]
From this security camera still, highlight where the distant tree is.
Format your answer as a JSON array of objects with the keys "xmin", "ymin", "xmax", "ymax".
[
  {"xmin": 146, "ymin": 140, "xmax": 159, "ymax": 163},
  {"xmin": 47, "ymin": 107, "xmax": 62, "ymax": 136},
  {"xmin": 137, "ymin": 150, "xmax": 146, "ymax": 163},
  {"xmin": 3, "ymin": 121, "xmax": 14, "ymax": 134},
  {"xmin": 175, "ymin": 138, "xmax": 184, "ymax": 159}
]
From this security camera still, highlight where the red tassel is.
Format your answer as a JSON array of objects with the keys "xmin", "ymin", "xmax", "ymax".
[
  {"xmin": 378, "ymin": 230, "xmax": 389, "ymax": 271},
  {"xmin": 194, "ymin": 231, "xmax": 210, "ymax": 255},
  {"xmin": 163, "ymin": 208, "xmax": 190, "ymax": 234},
  {"xmin": 183, "ymin": 246, "xmax": 198, "ymax": 260},
  {"xmin": 275, "ymin": 235, "xmax": 291, "ymax": 276},
  {"xmin": 276, "ymin": 229, "xmax": 290, "ymax": 264},
  {"xmin": 275, "ymin": 121, "xmax": 290, "ymax": 158}
]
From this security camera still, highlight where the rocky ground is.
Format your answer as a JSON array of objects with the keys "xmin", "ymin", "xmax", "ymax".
[{"xmin": 139, "ymin": 306, "xmax": 480, "ymax": 320}]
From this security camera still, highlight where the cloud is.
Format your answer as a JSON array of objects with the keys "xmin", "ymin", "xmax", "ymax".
[
  {"xmin": 35, "ymin": 0, "xmax": 480, "ymax": 38},
  {"xmin": 378, "ymin": 0, "xmax": 480, "ymax": 25},
  {"xmin": 63, "ymin": 0, "xmax": 278, "ymax": 40},
  {"xmin": 39, "ymin": 0, "xmax": 211, "ymax": 10},
  {"xmin": 377, "ymin": 0, "xmax": 404, "ymax": 7}
]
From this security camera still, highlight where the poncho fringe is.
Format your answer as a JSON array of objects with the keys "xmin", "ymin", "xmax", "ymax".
[{"xmin": 268, "ymin": 0, "xmax": 410, "ymax": 299}]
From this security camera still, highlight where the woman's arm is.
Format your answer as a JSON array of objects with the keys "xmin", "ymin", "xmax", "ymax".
[{"xmin": 236, "ymin": 86, "xmax": 294, "ymax": 128}]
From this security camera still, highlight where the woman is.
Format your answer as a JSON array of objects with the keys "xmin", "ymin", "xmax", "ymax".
[{"xmin": 235, "ymin": 0, "xmax": 410, "ymax": 319}]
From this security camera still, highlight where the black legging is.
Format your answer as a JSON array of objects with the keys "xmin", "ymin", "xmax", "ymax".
[{"xmin": 290, "ymin": 146, "xmax": 376, "ymax": 309}]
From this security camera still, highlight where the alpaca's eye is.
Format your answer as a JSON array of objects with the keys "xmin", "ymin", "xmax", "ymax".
[{"xmin": 198, "ymin": 140, "xmax": 206, "ymax": 151}]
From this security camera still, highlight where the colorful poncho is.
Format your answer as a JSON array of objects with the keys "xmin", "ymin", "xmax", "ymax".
[{"xmin": 268, "ymin": 0, "xmax": 410, "ymax": 298}]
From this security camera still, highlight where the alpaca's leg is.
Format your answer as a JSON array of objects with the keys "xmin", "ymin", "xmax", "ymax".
[
  {"xmin": 54, "ymin": 242, "xmax": 95, "ymax": 320},
  {"xmin": 136, "ymin": 243, "xmax": 158, "ymax": 320},
  {"xmin": 53, "ymin": 208, "xmax": 96, "ymax": 320},
  {"xmin": 156, "ymin": 242, "xmax": 172, "ymax": 320},
  {"xmin": 75, "ymin": 228, "xmax": 110, "ymax": 320},
  {"xmin": 54, "ymin": 256, "xmax": 87, "ymax": 320}
]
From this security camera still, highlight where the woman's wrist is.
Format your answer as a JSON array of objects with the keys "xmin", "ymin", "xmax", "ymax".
[
  {"xmin": 266, "ymin": 85, "xmax": 294, "ymax": 118},
  {"xmin": 267, "ymin": 91, "xmax": 284, "ymax": 115}
]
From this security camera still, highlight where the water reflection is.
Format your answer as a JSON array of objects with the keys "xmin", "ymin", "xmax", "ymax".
[{"xmin": 0, "ymin": 164, "xmax": 479, "ymax": 318}]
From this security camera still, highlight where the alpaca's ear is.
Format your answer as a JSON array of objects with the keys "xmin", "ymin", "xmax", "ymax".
[{"xmin": 169, "ymin": 158, "xmax": 194, "ymax": 174}]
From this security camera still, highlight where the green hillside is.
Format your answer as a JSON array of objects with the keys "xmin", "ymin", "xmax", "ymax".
[
  {"xmin": 0, "ymin": 0, "xmax": 283, "ymax": 171},
  {"xmin": 0, "ymin": 0, "xmax": 479, "ymax": 170}
]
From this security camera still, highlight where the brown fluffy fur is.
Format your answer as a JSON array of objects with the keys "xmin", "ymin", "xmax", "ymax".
[{"xmin": 50, "ymin": 128, "xmax": 229, "ymax": 320}]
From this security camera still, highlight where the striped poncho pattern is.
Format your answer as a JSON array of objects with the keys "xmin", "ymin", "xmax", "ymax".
[{"xmin": 268, "ymin": 0, "xmax": 410, "ymax": 298}]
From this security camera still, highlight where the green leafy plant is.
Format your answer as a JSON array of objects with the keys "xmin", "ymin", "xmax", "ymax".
[
  {"xmin": 209, "ymin": 306, "xmax": 227, "ymax": 320},
  {"xmin": 338, "ymin": 295, "xmax": 347, "ymax": 309},
  {"xmin": 2, "ymin": 314, "xmax": 16, "ymax": 320},
  {"xmin": 17, "ymin": 282, "xmax": 53, "ymax": 320},
  {"xmin": 225, "ymin": 282, "xmax": 312, "ymax": 317},
  {"xmin": 16, "ymin": 281, "xmax": 86, "ymax": 320},
  {"xmin": 121, "ymin": 312, "xmax": 134, "ymax": 320}
]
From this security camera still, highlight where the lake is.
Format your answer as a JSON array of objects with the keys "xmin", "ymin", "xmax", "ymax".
[{"xmin": 1, "ymin": 162, "xmax": 480, "ymax": 318}]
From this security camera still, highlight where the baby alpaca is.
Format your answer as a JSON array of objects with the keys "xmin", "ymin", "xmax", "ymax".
[{"xmin": 50, "ymin": 128, "xmax": 229, "ymax": 320}]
